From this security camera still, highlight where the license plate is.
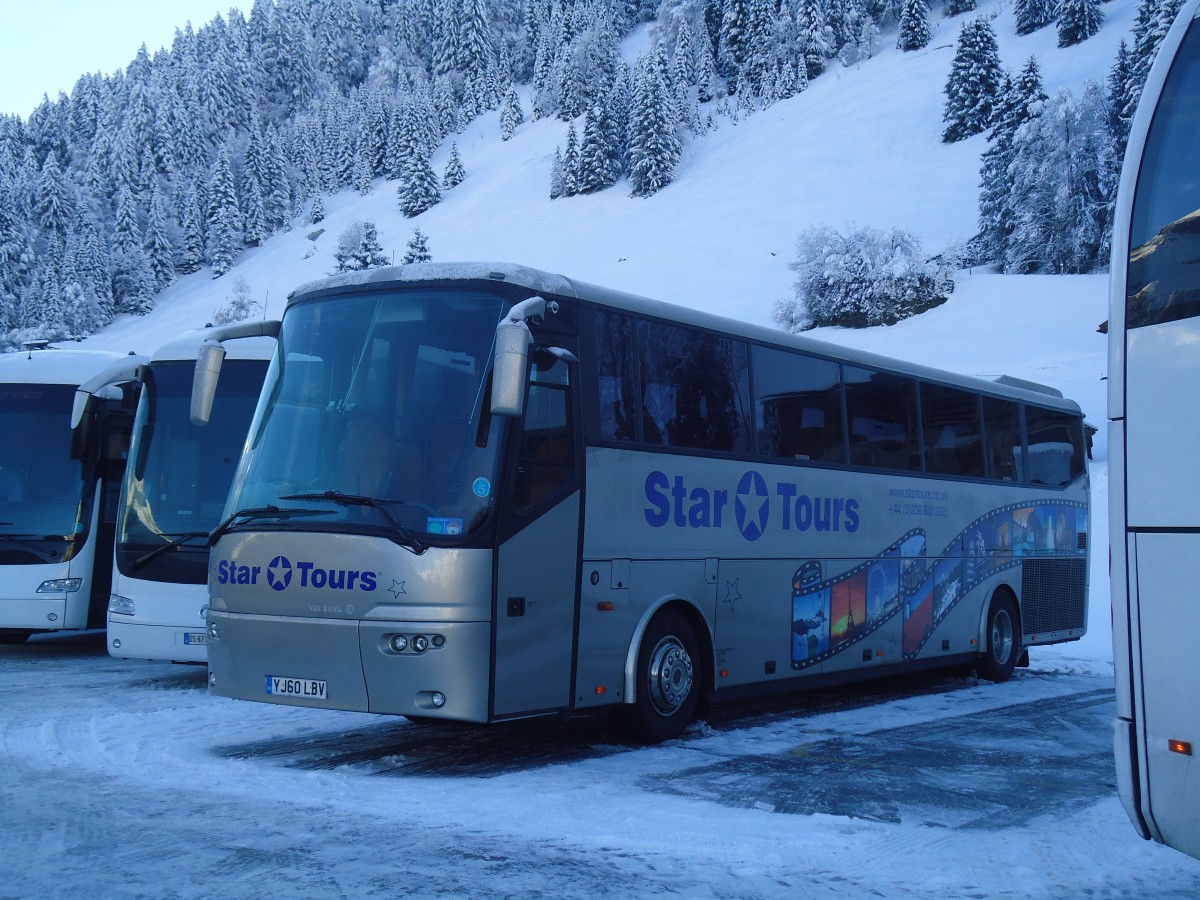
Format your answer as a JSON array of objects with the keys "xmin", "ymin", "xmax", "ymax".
[
  {"xmin": 183, "ymin": 632, "xmax": 206, "ymax": 646},
  {"xmin": 266, "ymin": 675, "xmax": 327, "ymax": 700}
]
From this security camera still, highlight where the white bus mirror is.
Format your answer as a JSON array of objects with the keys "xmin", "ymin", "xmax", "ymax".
[
  {"xmin": 191, "ymin": 341, "xmax": 227, "ymax": 426},
  {"xmin": 490, "ymin": 296, "xmax": 547, "ymax": 418}
]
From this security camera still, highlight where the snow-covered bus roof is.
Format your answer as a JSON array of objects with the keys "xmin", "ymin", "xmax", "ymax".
[
  {"xmin": 287, "ymin": 262, "xmax": 1082, "ymax": 414},
  {"xmin": 0, "ymin": 345, "xmax": 140, "ymax": 387}
]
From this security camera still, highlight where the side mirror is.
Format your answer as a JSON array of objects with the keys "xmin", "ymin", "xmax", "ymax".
[
  {"xmin": 490, "ymin": 296, "xmax": 547, "ymax": 417},
  {"xmin": 191, "ymin": 341, "xmax": 226, "ymax": 426},
  {"xmin": 69, "ymin": 392, "xmax": 97, "ymax": 460}
]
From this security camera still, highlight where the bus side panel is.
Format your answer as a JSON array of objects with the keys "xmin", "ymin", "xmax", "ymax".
[
  {"xmin": 1126, "ymin": 319, "xmax": 1200, "ymax": 528},
  {"xmin": 1130, "ymin": 533, "xmax": 1200, "ymax": 859},
  {"xmin": 492, "ymin": 493, "xmax": 580, "ymax": 717},
  {"xmin": 714, "ymin": 559, "xmax": 815, "ymax": 687}
]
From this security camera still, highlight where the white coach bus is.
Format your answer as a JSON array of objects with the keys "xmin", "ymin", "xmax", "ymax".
[
  {"xmin": 1109, "ymin": 0, "xmax": 1200, "ymax": 862},
  {"xmin": 102, "ymin": 326, "xmax": 274, "ymax": 663},
  {"xmin": 0, "ymin": 344, "xmax": 142, "ymax": 644},
  {"xmin": 201, "ymin": 263, "xmax": 1089, "ymax": 742}
]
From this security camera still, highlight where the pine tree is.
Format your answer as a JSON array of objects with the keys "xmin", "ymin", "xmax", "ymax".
[
  {"xmin": 628, "ymin": 56, "xmax": 681, "ymax": 198},
  {"xmin": 402, "ymin": 227, "xmax": 432, "ymax": 264},
  {"xmin": 1057, "ymin": 0, "xmax": 1103, "ymax": 48},
  {"xmin": 1013, "ymin": 0, "xmax": 1056, "ymax": 35},
  {"xmin": 398, "ymin": 151, "xmax": 441, "ymax": 217},
  {"xmin": 207, "ymin": 146, "xmax": 243, "ymax": 277},
  {"xmin": 501, "ymin": 87, "xmax": 525, "ymax": 140},
  {"xmin": 577, "ymin": 101, "xmax": 623, "ymax": 193},
  {"xmin": 549, "ymin": 147, "xmax": 565, "ymax": 199},
  {"xmin": 143, "ymin": 181, "xmax": 175, "ymax": 292},
  {"xmin": 34, "ymin": 152, "xmax": 73, "ymax": 241},
  {"xmin": 897, "ymin": 0, "xmax": 932, "ymax": 52},
  {"xmin": 333, "ymin": 220, "xmax": 390, "ymax": 271},
  {"xmin": 941, "ymin": 19, "xmax": 1004, "ymax": 143},
  {"xmin": 562, "ymin": 123, "xmax": 581, "ymax": 197},
  {"xmin": 310, "ymin": 194, "xmax": 325, "ymax": 224},
  {"xmin": 945, "ymin": 0, "xmax": 976, "ymax": 16},
  {"xmin": 443, "ymin": 143, "xmax": 466, "ymax": 189}
]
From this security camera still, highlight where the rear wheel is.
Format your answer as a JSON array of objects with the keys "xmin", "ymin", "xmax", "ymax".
[
  {"xmin": 977, "ymin": 593, "xmax": 1020, "ymax": 682},
  {"xmin": 619, "ymin": 609, "xmax": 701, "ymax": 744}
]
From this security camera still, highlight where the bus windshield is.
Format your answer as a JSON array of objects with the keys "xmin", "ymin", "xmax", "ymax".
[
  {"xmin": 118, "ymin": 359, "xmax": 268, "ymax": 583},
  {"xmin": 0, "ymin": 382, "xmax": 93, "ymax": 563},
  {"xmin": 225, "ymin": 287, "xmax": 508, "ymax": 540}
]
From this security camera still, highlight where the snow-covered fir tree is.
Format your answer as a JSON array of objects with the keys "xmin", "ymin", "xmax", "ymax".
[
  {"xmin": 1057, "ymin": 0, "xmax": 1104, "ymax": 48},
  {"xmin": 1014, "ymin": 0, "xmax": 1057, "ymax": 36},
  {"xmin": 897, "ymin": 0, "xmax": 932, "ymax": 52},
  {"xmin": 402, "ymin": 227, "xmax": 432, "ymax": 264},
  {"xmin": 443, "ymin": 142, "xmax": 466, "ymax": 189},
  {"xmin": 628, "ymin": 55, "xmax": 681, "ymax": 198},
  {"xmin": 333, "ymin": 220, "xmax": 391, "ymax": 272},
  {"xmin": 500, "ymin": 86, "xmax": 525, "ymax": 140},
  {"xmin": 942, "ymin": 18, "xmax": 1004, "ymax": 143}
]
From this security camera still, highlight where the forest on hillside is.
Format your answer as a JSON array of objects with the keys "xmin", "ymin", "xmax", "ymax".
[{"xmin": 0, "ymin": 0, "xmax": 1185, "ymax": 345}]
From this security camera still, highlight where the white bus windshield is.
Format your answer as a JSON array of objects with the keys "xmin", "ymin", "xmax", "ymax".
[
  {"xmin": 0, "ymin": 383, "xmax": 94, "ymax": 562},
  {"xmin": 225, "ymin": 287, "xmax": 508, "ymax": 540}
]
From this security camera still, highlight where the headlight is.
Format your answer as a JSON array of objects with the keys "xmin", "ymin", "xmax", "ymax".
[
  {"xmin": 37, "ymin": 578, "xmax": 83, "ymax": 593},
  {"xmin": 109, "ymin": 594, "xmax": 135, "ymax": 616}
]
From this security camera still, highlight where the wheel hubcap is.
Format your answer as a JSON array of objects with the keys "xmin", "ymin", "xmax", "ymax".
[
  {"xmin": 647, "ymin": 635, "xmax": 694, "ymax": 717},
  {"xmin": 991, "ymin": 609, "xmax": 1014, "ymax": 664}
]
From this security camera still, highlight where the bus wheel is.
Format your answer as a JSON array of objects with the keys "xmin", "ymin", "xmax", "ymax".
[
  {"xmin": 0, "ymin": 629, "xmax": 31, "ymax": 644},
  {"xmin": 621, "ymin": 609, "xmax": 700, "ymax": 744},
  {"xmin": 977, "ymin": 594, "xmax": 1020, "ymax": 683}
]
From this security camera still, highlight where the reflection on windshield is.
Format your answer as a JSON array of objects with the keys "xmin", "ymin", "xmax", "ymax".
[
  {"xmin": 117, "ymin": 359, "xmax": 268, "ymax": 583},
  {"xmin": 226, "ymin": 287, "xmax": 507, "ymax": 539},
  {"xmin": 0, "ymin": 383, "xmax": 91, "ymax": 563}
]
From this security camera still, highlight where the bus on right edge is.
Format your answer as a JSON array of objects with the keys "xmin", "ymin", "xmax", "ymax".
[{"xmin": 1110, "ymin": 0, "xmax": 1200, "ymax": 862}]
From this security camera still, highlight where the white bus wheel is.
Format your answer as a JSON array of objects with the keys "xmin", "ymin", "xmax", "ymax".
[{"xmin": 621, "ymin": 609, "xmax": 700, "ymax": 744}]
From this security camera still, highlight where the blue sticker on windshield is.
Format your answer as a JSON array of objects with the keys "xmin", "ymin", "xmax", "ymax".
[{"xmin": 472, "ymin": 477, "xmax": 491, "ymax": 498}]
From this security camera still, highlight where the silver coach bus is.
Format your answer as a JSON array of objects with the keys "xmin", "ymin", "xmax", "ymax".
[
  {"xmin": 1109, "ymin": 0, "xmax": 1200, "ymax": 862},
  {"xmin": 202, "ymin": 263, "xmax": 1089, "ymax": 742}
]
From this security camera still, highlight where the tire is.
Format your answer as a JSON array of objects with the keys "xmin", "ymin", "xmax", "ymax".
[
  {"xmin": 977, "ymin": 593, "xmax": 1020, "ymax": 683},
  {"xmin": 0, "ymin": 630, "xmax": 31, "ymax": 644},
  {"xmin": 619, "ymin": 609, "xmax": 702, "ymax": 744}
]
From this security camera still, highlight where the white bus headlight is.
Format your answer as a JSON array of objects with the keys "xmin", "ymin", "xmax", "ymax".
[
  {"xmin": 109, "ymin": 594, "xmax": 135, "ymax": 616},
  {"xmin": 389, "ymin": 634, "xmax": 408, "ymax": 653},
  {"xmin": 37, "ymin": 578, "xmax": 82, "ymax": 593}
]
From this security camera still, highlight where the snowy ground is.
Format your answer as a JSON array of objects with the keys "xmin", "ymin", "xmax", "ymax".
[{"xmin": 2, "ymin": 545, "xmax": 1199, "ymax": 899}]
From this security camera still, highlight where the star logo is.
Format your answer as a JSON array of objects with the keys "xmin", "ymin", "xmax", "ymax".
[
  {"xmin": 389, "ymin": 579, "xmax": 407, "ymax": 599},
  {"xmin": 723, "ymin": 578, "xmax": 742, "ymax": 613},
  {"xmin": 266, "ymin": 555, "xmax": 292, "ymax": 591},
  {"xmin": 734, "ymin": 470, "xmax": 769, "ymax": 542}
]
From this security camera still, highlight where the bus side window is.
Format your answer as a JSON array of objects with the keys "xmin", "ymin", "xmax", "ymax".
[
  {"xmin": 1024, "ymin": 406, "xmax": 1085, "ymax": 486},
  {"xmin": 513, "ymin": 361, "xmax": 574, "ymax": 514},
  {"xmin": 843, "ymin": 366, "xmax": 920, "ymax": 472},
  {"xmin": 921, "ymin": 383, "xmax": 985, "ymax": 478},
  {"xmin": 982, "ymin": 396, "xmax": 1022, "ymax": 481},
  {"xmin": 753, "ymin": 345, "xmax": 845, "ymax": 464}
]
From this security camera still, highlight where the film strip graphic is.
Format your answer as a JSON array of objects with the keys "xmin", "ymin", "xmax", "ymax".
[{"xmin": 790, "ymin": 500, "xmax": 1088, "ymax": 669}]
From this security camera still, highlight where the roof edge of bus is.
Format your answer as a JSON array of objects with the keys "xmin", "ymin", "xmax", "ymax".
[
  {"xmin": 150, "ymin": 326, "xmax": 277, "ymax": 363},
  {"xmin": 0, "ymin": 346, "xmax": 141, "ymax": 385},
  {"xmin": 286, "ymin": 262, "xmax": 578, "ymax": 302},
  {"xmin": 990, "ymin": 375, "xmax": 1063, "ymax": 399}
]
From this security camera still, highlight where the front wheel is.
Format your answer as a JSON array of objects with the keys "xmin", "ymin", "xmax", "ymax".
[
  {"xmin": 0, "ymin": 629, "xmax": 31, "ymax": 644},
  {"xmin": 977, "ymin": 594, "xmax": 1020, "ymax": 683},
  {"xmin": 619, "ymin": 609, "xmax": 702, "ymax": 744}
]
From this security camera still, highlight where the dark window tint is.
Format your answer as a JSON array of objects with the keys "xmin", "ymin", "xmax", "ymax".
[
  {"xmin": 513, "ymin": 360, "xmax": 574, "ymax": 513},
  {"xmin": 638, "ymin": 322, "xmax": 750, "ymax": 452},
  {"xmin": 1024, "ymin": 407, "xmax": 1085, "ymax": 486},
  {"xmin": 843, "ymin": 367, "xmax": 920, "ymax": 471},
  {"xmin": 921, "ymin": 384, "xmax": 984, "ymax": 477},
  {"xmin": 753, "ymin": 346, "xmax": 845, "ymax": 464},
  {"xmin": 1127, "ymin": 18, "xmax": 1200, "ymax": 328},
  {"xmin": 983, "ymin": 396, "xmax": 1023, "ymax": 482},
  {"xmin": 596, "ymin": 312, "xmax": 637, "ymax": 442}
]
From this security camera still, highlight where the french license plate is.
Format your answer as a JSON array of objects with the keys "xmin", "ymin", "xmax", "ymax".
[
  {"xmin": 266, "ymin": 675, "xmax": 327, "ymax": 700},
  {"xmin": 183, "ymin": 632, "xmax": 206, "ymax": 646}
]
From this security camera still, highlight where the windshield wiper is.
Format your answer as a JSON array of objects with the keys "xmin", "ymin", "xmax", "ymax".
[
  {"xmin": 281, "ymin": 491, "xmax": 428, "ymax": 555},
  {"xmin": 129, "ymin": 531, "xmax": 210, "ymax": 571},
  {"xmin": 208, "ymin": 505, "xmax": 336, "ymax": 547}
]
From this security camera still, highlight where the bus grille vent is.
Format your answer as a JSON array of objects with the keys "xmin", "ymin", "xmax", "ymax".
[
  {"xmin": 1077, "ymin": 531, "xmax": 1088, "ymax": 551},
  {"xmin": 1020, "ymin": 558, "xmax": 1087, "ymax": 634}
]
